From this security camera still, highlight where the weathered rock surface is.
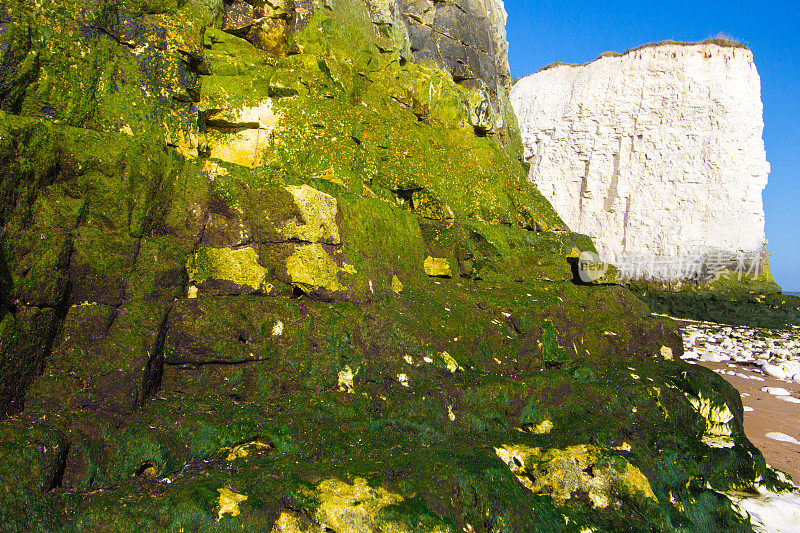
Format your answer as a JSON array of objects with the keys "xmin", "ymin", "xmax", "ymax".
[
  {"xmin": 398, "ymin": 0, "xmax": 513, "ymax": 134},
  {"xmin": 291, "ymin": 0, "xmax": 519, "ymax": 144},
  {"xmin": 511, "ymin": 41, "xmax": 771, "ymax": 281},
  {"xmin": 0, "ymin": 3, "xmax": 790, "ymax": 531}
]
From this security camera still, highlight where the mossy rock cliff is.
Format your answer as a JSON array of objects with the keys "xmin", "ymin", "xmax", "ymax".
[
  {"xmin": 629, "ymin": 274, "xmax": 800, "ymax": 329},
  {"xmin": 0, "ymin": 1, "xmax": 789, "ymax": 531}
]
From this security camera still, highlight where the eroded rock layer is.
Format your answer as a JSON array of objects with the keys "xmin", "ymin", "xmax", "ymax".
[
  {"xmin": 0, "ymin": 3, "xmax": 789, "ymax": 531},
  {"xmin": 511, "ymin": 42, "xmax": 770, "ymax": 281}
]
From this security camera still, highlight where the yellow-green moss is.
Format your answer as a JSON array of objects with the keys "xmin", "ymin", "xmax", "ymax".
[
  {"xmin": 217, "ymin": 487, "xmax": 247, "ymax": 520},
  {"xmin": 273, "ymin": 477, "xmax": 408, "ymax": 533},
  {"xmin": 531, "ymin": 420, "xmax": 553, "ymax": 434},
  {"xmin": 423, "ymin": 257, "xmax": 451, "ymax": 278},
  {"xmin": 286, "ymin": 243, "xmax": 352, "ymax": 292},
  {"xmin": 187, "ymin": 246, "xmax": 269, "ymax": 292},
  {"xmin": 222, "ymin": 438, "xmax": 271, "ymax": 462},
  {"xmin": 495, "ymin": 444, "xmax": 657, "ymax": 509},
  {"xmin": 283, "ymin": 185, "xmax": 341, "ymax": 244},
  {"xmin": 440, "ymin": 351, "xmax": 462, "ymax": 373},
  {"xmin": 391, "ymin": 275, "xmax": 404, "ymax": 293}
]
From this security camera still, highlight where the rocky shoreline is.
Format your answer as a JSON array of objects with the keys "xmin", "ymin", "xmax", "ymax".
[
  {"xmin": 671, "ymin": 317, "xmax": 800, "ymax": 530},
  {"xmin": 0, "ymin": 0, "xmax": 795, "ymax": 530},
  {"xmin": 635, "ymin": 286, "xmax": 800, "ymax": 330},
  {"xmin": 671, "ymin": 319, "xmax": 798, "ymax": 479}
]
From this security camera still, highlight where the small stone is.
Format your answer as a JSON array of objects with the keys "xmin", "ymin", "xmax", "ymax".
[
  {"xmin": 761, "ymin": 387, "xmax": 792, "ymax": 396},
  {"xmin": 765, "ymin": 433, "xmax": 800, "ymax": 446}
]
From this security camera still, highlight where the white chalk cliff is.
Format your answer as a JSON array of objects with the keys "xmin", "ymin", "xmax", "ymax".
[{"xmin": 510, "ymin": 42, "xmax": 770, "ymax": 281}]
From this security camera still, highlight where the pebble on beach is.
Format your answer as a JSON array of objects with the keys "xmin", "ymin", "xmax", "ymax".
[
  {"xmin": 766, "ymin": 433, "xmax": 800, "ymax": 446},
  {"xmin": 681, "ymin": 322, "xmax": 800, "ymax": 385}
]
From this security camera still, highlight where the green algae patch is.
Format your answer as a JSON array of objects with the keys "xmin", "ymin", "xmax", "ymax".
[
  {"xmin": 495, "ymin": 444, "xmax": 658, "ymax": 509},
  {"xmin": 540, "ymin": 320, "xmax": 569, "ymax": 365},
  {"xmin": 286, "ymin": 243, "xmax": 351, "ymax": 293},
  {"xmin": 188, "ymin": 246, "xmax": 270, "ymax": 294},
  {"xmin": 0, "ymin": 0, "xmax": 219, "ymax": 147}
]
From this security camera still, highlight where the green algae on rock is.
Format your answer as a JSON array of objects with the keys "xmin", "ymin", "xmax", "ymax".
[
  {"xmin": 0, "ymin": 0, "xmax": 793, "ymax": 531},
  {"xmin": 495, "ymin": 443, "xmax": 658, "ymax": 509},
  {"xmin": 188, "ymin": 246, "xmax": 271, "ymax": 295},
  {"xmin": 630, "ymin": 273, "xmax": 800, "ymax": 329}
]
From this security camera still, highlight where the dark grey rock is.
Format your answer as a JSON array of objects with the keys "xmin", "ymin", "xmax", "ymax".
[{"xmin": 223, "ymin": 0, "xmax": 255, "ymax": 34}]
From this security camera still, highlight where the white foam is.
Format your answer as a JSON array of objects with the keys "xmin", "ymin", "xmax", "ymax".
[{"xmin": 731, "ymin": 487, "xmax": 800, "ymax": 532}]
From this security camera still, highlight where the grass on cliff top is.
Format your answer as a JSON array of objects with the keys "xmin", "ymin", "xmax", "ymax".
[{"xmin": 531, "ymin": 37, "xmax": 748, "ymax": 75}]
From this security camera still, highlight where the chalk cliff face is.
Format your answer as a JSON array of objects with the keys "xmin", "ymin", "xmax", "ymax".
[{"xmin": 511, "ymin": 42, "xmax": 770, "ymax": 281}]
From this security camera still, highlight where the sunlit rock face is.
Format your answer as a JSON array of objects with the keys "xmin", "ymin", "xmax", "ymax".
[
  {"xmin": 343, "ymin": 0, "xmax": 517, "ymax": 140},
  {"xmin": 398, "ymin": 0, "xmax": 510, "ymax": 102},
  {"xmin": 0, "ymin": 2, "xmax": 788, "ymax": 530},
  {"xmin": 511, "ymin": 42, "xmax": 770, "ymax": 281}
]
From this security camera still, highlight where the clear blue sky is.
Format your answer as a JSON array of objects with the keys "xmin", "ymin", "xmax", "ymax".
[{"xmin": 505, "ymin": 0, "xmax": 800, "ymax": 292}]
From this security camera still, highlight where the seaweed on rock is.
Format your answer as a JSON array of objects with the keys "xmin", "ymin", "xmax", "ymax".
[{"xmin": 0, "ymin": 1, "xmax": 790, "ymax": 531}]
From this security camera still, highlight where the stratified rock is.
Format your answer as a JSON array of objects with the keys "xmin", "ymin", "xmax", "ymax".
[{"xmin": 511, "ymin": 41, "xmax": 771, "ymax": 283}]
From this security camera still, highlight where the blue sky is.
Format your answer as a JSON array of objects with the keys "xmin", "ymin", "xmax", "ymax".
[{"xmin": 504, "ymin": 0, "xmax": 799, "ymax": 291}]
